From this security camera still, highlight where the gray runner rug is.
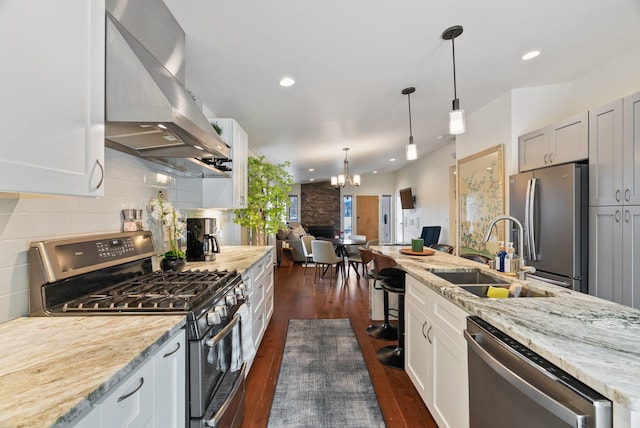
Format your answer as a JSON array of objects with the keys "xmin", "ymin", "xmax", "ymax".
[{"xmin": 267, "ymin": 318, "xmax": 386, "ymax": 427}]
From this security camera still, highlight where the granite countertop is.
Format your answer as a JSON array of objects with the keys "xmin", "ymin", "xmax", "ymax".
[
  {"xmin": 374, "ymin": 245, "xmax": 640, "ymax": 413},
  {"xmin": 0, "ymin": 245, "xmax": 270, "ymax": 428}
]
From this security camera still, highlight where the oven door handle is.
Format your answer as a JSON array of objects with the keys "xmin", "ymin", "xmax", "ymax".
[
  {"xmin": 464, "ymin": 330, "xmax": 589, "ymax": 427},
  {"xmin": 205, "ymin": 313, "xmax": 240, "ymax": 348}
]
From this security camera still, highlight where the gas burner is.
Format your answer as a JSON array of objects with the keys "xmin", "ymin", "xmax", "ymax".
[{"xmin": 60, "ymin": 268, "xmax": 237, "ymax": 314}]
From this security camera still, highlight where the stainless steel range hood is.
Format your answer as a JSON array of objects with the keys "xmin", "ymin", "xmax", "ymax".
[{"xmin": 104, "ymin": 0, "xmax": 230, "ymax": 170}]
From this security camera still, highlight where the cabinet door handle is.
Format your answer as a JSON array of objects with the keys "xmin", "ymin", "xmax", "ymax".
[
  {"xmin": 426, "ymin": 325, "xmax": 433, "ymax": 344},
  {"xmin": 163, "ymin": 341, "xmax": 181, "ymax": 358},
  {"xmin": 117, "ymin": 377, "xmax": 144, "ymax": 402},
  {"xmin": 95, "ymin": 159, "xmax": 104, "ymax": 189},
  {"xmin": 616, "ymin": 189, "xmax": 622, "ymax": 202},
  {"xmin": 615, "ymin": 210, "xmax": 621, "ymax": 223},
  {"xmin": 625, "ymin": 210, "xmax": 631, "ymax": 223},
  {"xmin": 625, "ymin": 189, "xmax": 631, "ymax": 202},
  {"xmin": 543, "ymin": 153, "xmax": 549, "ymax": 164},
  {"xmin": 421, "ymin": 321, "xmax": 427, "ymax": 339}
]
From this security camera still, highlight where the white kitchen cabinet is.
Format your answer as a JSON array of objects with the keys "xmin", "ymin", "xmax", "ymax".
[
  {"xmin": 518, "ymin": 112, "xmax": 588, "ymax": 172},
  {"xmin": 99, "ymin": 354, "xmax": 155, "ymax": 428},
  {"xmin": 203, "ymin": 118, "xmax": 248, "ymax": 209},
  {"xmin": 243, "ymin": 249, "xmax": 275, "ymax": 373},
  {"xmin": 590, "ymin": 93, "xmax": 640, "ymax": 206},
  {"xmin": 590, "ymin": 205, "xmax": 640, "ymax": 308},
  {"xmin": 0, "ymin": 0, "xmax": 105, "ymax": 197},
  {"xmin": 405, "ymin": 275, "xmax": 470, "ymax": 428},
  {"xmin": 589, "ymin": 92, "xmax": 640, "ymax": 308},
  {"xmin": 71, "ymin": 407, "xmax": 101, "ymax": 428},
  {"xmin": 249, "ymin": 250, "xmax": 274, "ymax": 348},
  {"xmin": 71, "ymin": 329, "xmax": 186, "ymax": 428},
  {"xmin": 589, "ymin": 99, "xmax": 624, "ymax": 206},
  {"xmin": 152, "ymin": 330, "xmax": 186, "ymax": 428}
]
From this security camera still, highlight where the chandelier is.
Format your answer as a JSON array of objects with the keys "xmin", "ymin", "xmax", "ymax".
[{"xmin": 331, "ymin": 148, "xmax": 361, "ymax": 188}]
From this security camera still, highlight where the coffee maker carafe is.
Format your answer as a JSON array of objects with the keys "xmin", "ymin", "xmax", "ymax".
[{"xmin": 187, "ymin": 218, "xmax": 220, "ymax": 262}]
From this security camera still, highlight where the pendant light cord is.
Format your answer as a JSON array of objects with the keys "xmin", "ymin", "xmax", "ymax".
[
  {"xmin": 407, "ymin": 92, "xmax": 413, "ymax": 140},
  {"xmin": 451, "ymin": 36, "xmax": 457, "ymax": 100}
]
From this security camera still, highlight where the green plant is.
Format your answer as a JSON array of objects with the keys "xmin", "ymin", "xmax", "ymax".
[
  {"xmin": 233, "ymin": 156, "xmax": 294, "ymax": 245},
  {"xmin": 150, "ymin": 191, "xmax": 186, "ymax": 258},
  {"xmin": 212, "ymin": 121, "xmax": 223, "ymax": 136}
]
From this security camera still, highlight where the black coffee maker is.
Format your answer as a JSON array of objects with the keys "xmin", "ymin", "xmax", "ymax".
[{"xmin": 186, "ymin": 218, "xmax": 220, "ymax": 262}]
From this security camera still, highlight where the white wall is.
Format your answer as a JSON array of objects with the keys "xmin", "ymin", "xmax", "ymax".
[
  {"xmin": 0, "ymin": 149, "xmax": 200, "ymax": 323},
  {"xmin": 394, "ymin": 143, "xmax": 457, "ymax": 244}
]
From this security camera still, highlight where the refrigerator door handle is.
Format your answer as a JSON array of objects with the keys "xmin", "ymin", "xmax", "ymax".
[
  {"xmin": 524, "ymin": 179, "xmax": 532, "ymax": 259},
  {"xmin": 529, "ymin": 178, "xmax": 538, "ymax": 261}
]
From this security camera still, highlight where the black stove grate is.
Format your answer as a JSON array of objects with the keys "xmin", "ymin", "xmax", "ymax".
[{"xmin": 61, "ymin": 269, "xmax": 237, "ymax": 313}]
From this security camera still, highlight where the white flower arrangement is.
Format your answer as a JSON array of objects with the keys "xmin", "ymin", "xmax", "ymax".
[{"xmin": 150, "ymin": 191, "xmax": 186, "ymax": 259}]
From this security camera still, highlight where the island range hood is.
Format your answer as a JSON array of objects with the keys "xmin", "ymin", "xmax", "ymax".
[{"xmin": 104, "ymin": 0, "xmax": 230, "ymax": 175}]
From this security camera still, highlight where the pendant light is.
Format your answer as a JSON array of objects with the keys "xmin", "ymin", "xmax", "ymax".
[
  {"xmin": 402, "ymin": 87, "xmax": 418, "ymax": 160},
  {"xmin": 442, "ymin": 25, "xmax": 465, "ymax": 135}
]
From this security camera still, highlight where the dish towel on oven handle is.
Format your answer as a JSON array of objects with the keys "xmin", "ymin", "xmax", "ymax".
[{"xmin": 231, "ymin": 302, "xmax": 256, "ymax": 372}]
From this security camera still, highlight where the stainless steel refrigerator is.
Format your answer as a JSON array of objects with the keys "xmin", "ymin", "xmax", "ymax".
[{"xmin": 509, "ymin": 163, "xmax": 588, "ymax": 292}]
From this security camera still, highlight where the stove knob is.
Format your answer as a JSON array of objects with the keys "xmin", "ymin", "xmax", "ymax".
[{"xmin": 206, "ymin": 309, "xmax": 222, "ymax": 325}]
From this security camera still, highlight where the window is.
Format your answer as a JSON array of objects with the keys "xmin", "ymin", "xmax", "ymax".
[
  {"xmin": 288, "ymin": 195, "xmax": 298, "ymax": 222},
  {"xmin": 343, "ymin": 195, "xmax": 352, "ymax": 236}
]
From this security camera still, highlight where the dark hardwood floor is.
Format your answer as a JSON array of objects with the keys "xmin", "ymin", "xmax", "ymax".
[{"xmin": 241, "ymin": 262, "xmax": 438, "ymax": 428}]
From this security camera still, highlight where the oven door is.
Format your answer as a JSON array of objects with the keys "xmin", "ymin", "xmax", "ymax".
[{"xmin": 190, "ymin": 313, "xmax": 240, "ymax": 419}]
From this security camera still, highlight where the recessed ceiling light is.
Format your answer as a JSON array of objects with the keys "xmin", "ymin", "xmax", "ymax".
[
  {"xmin": 309, "ymin": 178, "xmax": 315, "ymax": 182},
  {"xmin": 279, "ymin": 77, "xmax": 295, "ymax": 87},
  {"xmin": 522, "ymin": 50, "xmax": 540, "ymax": 61},
  {"xmin": 308, "ymin": 168, "xmax": 314, "ymax": 172},
  {"xmin": 373, "ymin": 171, "xmax": 378, "ymax": 174},
  {"xmin": 389, "ymin": 158, "xmax": 396, "ymax": 162}
]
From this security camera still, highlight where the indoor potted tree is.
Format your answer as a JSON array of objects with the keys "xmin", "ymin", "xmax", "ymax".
[{"xmin": 233, "ymin": 155, "xmax": 293, "ymax": 245}]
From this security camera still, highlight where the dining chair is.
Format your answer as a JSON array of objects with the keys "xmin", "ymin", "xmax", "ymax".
[
  {"xmin": 301, "ymin": 235, "xmax": 315, "ymax": 273},
  {"xmin": 347, "ymin": 238, "xmax": 377, "ymax": 277},
  {"xmin": 311, "ymin": 240, "xmax": 344, "ymax": 283},
  {"xmin": 429, "ymin": 243, "xmax": 454, "ymax": 254},
  {"xmin": 345, "ymin": 235, "xmax": 367, "ymax": 278},
  {"xmin": 419, "ymin": 226, "xmax": 441, "ymax": 247}
]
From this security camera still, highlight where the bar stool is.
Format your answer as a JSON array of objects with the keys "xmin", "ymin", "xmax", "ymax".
[
  {"xmin": 372, "ymin": 253, "xmax": 406, "ymax": 370},
  {"xmin": 360, "ymin": 248, "xmax": 398, "ymax": 341}
]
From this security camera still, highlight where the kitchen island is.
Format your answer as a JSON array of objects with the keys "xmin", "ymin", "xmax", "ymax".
[
  {"xmin": 374, "ymin": 245, "xmax": 640, "ymax": 427},
  {"xmin": 0, "ymin": 245, "xmax": 272, "ymax": 428}
]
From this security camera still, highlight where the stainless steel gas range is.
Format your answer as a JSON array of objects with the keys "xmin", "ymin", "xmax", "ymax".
[{"xmin": 28, "ymin": 231, "xmax": 248, "ymax": 428}]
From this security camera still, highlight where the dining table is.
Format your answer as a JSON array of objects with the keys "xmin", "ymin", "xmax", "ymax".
[{"xmin": 317, "ymin": 237, "xmax": 367, "ymax": 258}]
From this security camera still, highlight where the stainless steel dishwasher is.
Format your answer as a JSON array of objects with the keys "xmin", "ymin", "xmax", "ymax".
[{"xmin": 464, "ymin": 316, "xmax": 612, "ymax": 428}]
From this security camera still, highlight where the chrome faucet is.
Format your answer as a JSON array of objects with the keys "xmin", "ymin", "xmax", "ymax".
[{"xmin": 482, "ymin": 215, "xmax": 535, "ymax": 280}]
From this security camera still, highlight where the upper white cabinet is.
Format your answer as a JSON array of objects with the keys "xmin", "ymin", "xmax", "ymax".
[
  {"xmin": 203, "ymin": 118, "xmax": 248, "ymax": 209},
  {"xmin": 589, "ymin": 93, "xmax": 640, "ymax": 207},
  {"xmin": 0, "ymin": 0, "xmax": 105, "ymax": 197},
  {"xmin": 519, "ymin": 112, "xmax": 588, "ymax": 172}
]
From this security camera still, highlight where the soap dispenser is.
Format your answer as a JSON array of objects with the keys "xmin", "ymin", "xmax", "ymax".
[{"xmin": 497, "ymin": 241, "xmax": 507, "ymax": 272}]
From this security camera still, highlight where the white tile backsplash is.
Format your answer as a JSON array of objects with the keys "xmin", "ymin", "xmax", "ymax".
[{"xmin": 0, "ymin": 148, "xmax": 203, "ymax": 323}]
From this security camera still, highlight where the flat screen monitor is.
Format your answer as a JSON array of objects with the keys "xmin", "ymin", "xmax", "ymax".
[{"xmin": 399, "ymin": 188, "xmax": 415, "ymax": 209}]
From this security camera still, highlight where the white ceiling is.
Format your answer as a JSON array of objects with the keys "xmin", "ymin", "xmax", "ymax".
[{"xmin": 164, "ymin": 0, "xmax": 640, "ymax": 184}]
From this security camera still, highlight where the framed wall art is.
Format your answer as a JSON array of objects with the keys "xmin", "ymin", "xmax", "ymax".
[{"xmin": 457, "ymin": 144, "xmax": 504, "ymax": 257}]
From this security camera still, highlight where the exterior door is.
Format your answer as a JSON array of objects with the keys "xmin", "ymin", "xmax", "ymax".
[{"xmin": 356, "ymin": 195, "xmax": 379, "ymax": 241}]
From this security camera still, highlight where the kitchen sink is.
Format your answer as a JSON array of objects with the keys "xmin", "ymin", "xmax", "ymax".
[
  {"xmin": 430, "ymin": 270, "xmax": 508, "ymax": 285},
  {"xmin": 457, "ymin": 284, "xmax": 551, "ymax": 298},
  {"xmin": 430, "ymin": 269, "xmax": 552, "ymax": 298}
]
